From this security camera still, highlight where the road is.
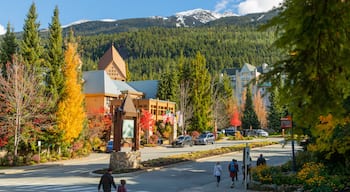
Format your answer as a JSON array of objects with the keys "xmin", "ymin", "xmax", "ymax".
[{"xmin": 0, "ymin": 137, "xmax": 297, "ymax": 192}]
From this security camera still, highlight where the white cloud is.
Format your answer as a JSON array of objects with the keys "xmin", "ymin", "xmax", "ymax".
[
  {"xmin": 214, "ymin": 0, "xmax": 231, "ymax": 12},
  {"xmin": 0, "ymin": 24, "xmax": 6, "ymax": 35},
  {"xmin": 238, "ymin": 0, "xmax": 283, "ymax": 15}
]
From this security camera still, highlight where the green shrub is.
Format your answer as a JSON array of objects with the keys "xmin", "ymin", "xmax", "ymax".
[{"xmin": 216, "ymin": 133, "xmax": 225, "ymax": 140}]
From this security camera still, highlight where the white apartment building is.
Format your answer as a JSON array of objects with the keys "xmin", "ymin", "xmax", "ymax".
[{"xmin": 222, "ymin": 63, "xmax": 271, "ymax": 108}]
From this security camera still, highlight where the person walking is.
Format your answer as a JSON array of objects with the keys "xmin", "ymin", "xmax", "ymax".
[
  {"xmin": 256, "ymin": 154, "xmax": 266, "ymax": 166},
  {"xmin": 117, "ymin": 179, "xmax": 127, "ymax": 192},
  {"xmin": 233, "ymin": 159, "xmax": 239, "ymax": 181},
  {"xmin": 98, "ymin": 168, "xmax": 117, "ymax": 192},
  {"xmin": 213, "ymin": 162, "xmax": 223, "ymax": 187},
  {"xmin": 228, "ymin": 159, "xmax": 238, "ymax": 188}
]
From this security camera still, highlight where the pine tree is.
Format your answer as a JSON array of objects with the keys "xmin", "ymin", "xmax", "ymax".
[
  {"xmin": 46, "ymin": 6, "xmax": 65, "ymax": 108},
  {"xmin": 242, "ymin": 87, "xmax": 260, "ymax": 130},
  {"xmin": 0, "ymin": 22, "xmax": 17, "ymax": 76},
  {"xmin": 56, "ymin": 32, "xmax": 85, "ymax": 144},
  {"xmin": 19, "ymin": 2, "xmax": 43, "ymax": 73},
  {"xmin": 267, "ymin": 90, "xmax": 282, "ymax": 132},
  {"xmin": 156, "ymin": 69, "xmax": 178, "ymax": 103},
  {"xmin": 188, "ymin": 52, "xmax": 212, "ymax": 132}
]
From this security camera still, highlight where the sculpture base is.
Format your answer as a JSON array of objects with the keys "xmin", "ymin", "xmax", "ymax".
[{"xmin": 109, "ymin": 151, "xmax": 141, "ymax": 170}]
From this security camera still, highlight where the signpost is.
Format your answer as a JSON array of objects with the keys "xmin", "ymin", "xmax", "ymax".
[
  {"xmin": 38, "ymin": 141, "xmax": 41, "ymax": 163},
  {"xmin": 243, "ymin": 143, "xmax": 250, "ymax": 191},
  {"xmin": 281, "ymin": 115, "xmax": 296, "ymax": 172}
]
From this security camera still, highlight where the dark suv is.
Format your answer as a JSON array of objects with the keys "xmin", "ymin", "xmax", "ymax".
[{"xmin": 224, "ymin": 127, "xmax": 237, "ymax": 136}]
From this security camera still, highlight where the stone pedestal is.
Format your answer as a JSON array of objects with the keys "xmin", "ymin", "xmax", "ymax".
[{"xmin": 109, "ymin": 151, "xmax": 141, "ymax": 170}]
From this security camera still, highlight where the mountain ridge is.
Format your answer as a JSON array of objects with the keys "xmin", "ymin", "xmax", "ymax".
[{"xmin": 57, "ymin": 8, "xmax": 278, "ymax": 36}]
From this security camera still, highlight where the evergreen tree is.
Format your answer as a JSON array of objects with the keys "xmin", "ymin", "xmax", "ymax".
[
  {"xmin": 267, "ymin": 90, "xmax": 281, "ymax": 132},
  {"xmin": 260, "ymin": 0, "xmax": 350, "ymax": 126},
  {"xmin": 242, "ymin": 87, "xmax": 260, "ymax": 130},
  {"xmin": 46, "ymin": 6, "xmax": 65, "ymax": 108},
  {"xmin": 188, "ymin": 52, "xmax": 212, "ymax": 132},
  {"xmin": 56, "ymin": 31, "xmax": 85, "ymax": 144},
  {"xmin": 156, "ymin": 69, "xmax": 178, "ymax": 103},
  {"xmin": 19, "ymin": 2, "xmax": 43, "ymax": 75},
  {"xmin": 0, "ymin": 22, "xmax": 17, "ymax": 76}
]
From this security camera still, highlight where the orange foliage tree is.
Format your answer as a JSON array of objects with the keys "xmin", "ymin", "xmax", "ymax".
[
  {"xmin": 87, "ymin": 107, "xmax": 112, "ymax": 148},
  {"xmin": 230, "ymin": 108, "xmax": 241, "ymax": 128},
  {"xmin": 139, "ymin": 109, "xmax": 155, "ymax": 143},
  {"xmin": 56, "ymin": 40, "xmax": 86, "ymax": 145}
]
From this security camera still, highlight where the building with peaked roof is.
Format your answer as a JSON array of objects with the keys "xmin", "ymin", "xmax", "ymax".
[
  {"xmin": 98, "ymin": 45, "xmax": 127, "ymax": 81},
  {"xmin": 83, "ymin": 45, "xmax": 176, "ymax": 122},
  {"xmin": 83, "ymin": 70, "xmax": 143, "ymax": 114}
]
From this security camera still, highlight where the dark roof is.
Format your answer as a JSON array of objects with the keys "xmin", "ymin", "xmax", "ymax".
[
  {"xmin": 222, "ymin": 68, "xmax": 239, "ymax": 76},
  {"xmin": 128, "ymin": 80, "xmax": 159, "ymax": 99}
]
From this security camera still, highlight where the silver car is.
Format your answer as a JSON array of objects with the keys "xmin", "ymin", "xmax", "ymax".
[
  {"xmin": 194, "ymin": 133, "xmax": 215, "ymax": 145},
  {"xmin": 255, "ymin": 129, "xmax": 269, "ymax": 137}
]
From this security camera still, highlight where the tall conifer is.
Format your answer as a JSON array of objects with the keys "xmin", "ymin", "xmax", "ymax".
[
  {"xmin": 242, "ymin": 87, "xmax": 260, "ymax": 130},
  {"xmin": 267, "ymin": 90, "xmax": 281, "ymax": 132},
  {"xmin": 46, "ymin": 6, "xmax": 64, "ymax": 107},
  {"xmin": 19, "ymin": 2, "xmax": 43, "ymax": 75},
  {"xmin": 188, "ymin": 52, "xmax": 211, "ymax": 132},
  {"xmin": 0, "ymin": 22, "xmax": 17, "ymax": 75}
]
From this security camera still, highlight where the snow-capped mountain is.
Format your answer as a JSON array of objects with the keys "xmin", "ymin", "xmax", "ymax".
[
  {"xmin": 42, "ymin": 8, "xmax": 277, "ymax": 37},
  {"xmin": 174, "ymin": 8, "xmax": 237, "ymax": 27}
]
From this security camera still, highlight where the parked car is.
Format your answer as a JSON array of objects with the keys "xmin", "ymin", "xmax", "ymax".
[
  {"xmin": 106, "ymin": 140, "xmax": 113, "ymax": 153},
  {"xmin": 224, "ymin": 127, "xmax": 237, "ymax": 136},
  {"xmin": 194, "ymin": 132, "xmax": 215, "ymax": 145},
  {"xmin": 172, "ymin": 135, "xmax": 193, "ymax": 147},
  {"xmin": 242, "ymin": 129, "xmax": 256, "ymax": 137},
  {"xmin": 255, "ymin": 129, "xmax": 269, "ymax": 137}
]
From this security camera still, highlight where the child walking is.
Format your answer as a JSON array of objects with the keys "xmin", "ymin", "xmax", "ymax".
[
  {"xmin": 117, "ymin": 179, "xmax": 127, "ymax": 192},
  {"xmin": 213, "ymin": 162, "xmax": 223, "ymax": 187}
]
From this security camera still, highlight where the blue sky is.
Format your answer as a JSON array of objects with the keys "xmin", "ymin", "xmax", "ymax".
[{"xmin": 0, "ymin": 0, "xmax": 283, "ymax": 35}]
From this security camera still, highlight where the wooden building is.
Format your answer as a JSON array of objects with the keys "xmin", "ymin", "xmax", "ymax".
[{"xmin": 83, "ymin": 45, "xmax": 176, "ymax": 118}]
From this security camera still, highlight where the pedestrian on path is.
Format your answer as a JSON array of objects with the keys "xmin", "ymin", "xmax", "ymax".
[
  {"xmin": 213, "ymin": 162, "xmax": 223, "ymax": 187},
  {"xmin": 117, "ymin": 179, "xmax": 127, "ymax": 192},
  {"xmin": 228, "ymin": 159, "xmax": 238, "ymax": 188},
  {"xmin": 98, "ymin": 168, "xmax": 117, "ymax": 192},
  {"xmin": 256, "ymin": 154, "xmax": 266, "ymax": 166}
]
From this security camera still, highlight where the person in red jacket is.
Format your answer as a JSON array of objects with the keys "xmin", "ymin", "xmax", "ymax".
[
  {"xmin": 117, "ymin": 179, "xmax": 127, "ymax": 192},
  {"xmin": 228, "ymin": 159, "xmax": 238, "ymax": 188}
]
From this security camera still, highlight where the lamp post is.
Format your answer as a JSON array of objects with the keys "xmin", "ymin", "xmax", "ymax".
[{"xmin": 291, "ymin": 119, "xmax": 296, "ymax": 172}]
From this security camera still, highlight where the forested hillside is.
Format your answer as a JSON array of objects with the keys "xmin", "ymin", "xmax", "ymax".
[{"xmin": 79, "ymin": 25, "xmax": 279, "ymax": 80}]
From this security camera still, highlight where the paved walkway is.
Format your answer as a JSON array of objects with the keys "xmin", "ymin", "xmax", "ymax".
[
  {"xmin": 177, "ymin": 143, "xmax": 297, "ymax": 192},
  {"xmin": 1, "ymin": 139, "xmax": 298, "ymax": 192}
]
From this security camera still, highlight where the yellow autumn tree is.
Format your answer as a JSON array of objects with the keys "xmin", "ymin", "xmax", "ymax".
[
  {"xmin": 56, "ymin": 40, "xmax": 85, "ymax": 144},
  {"xmin": 253, "ymin": 91, "xmax": 267, "ymax": 128}
]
